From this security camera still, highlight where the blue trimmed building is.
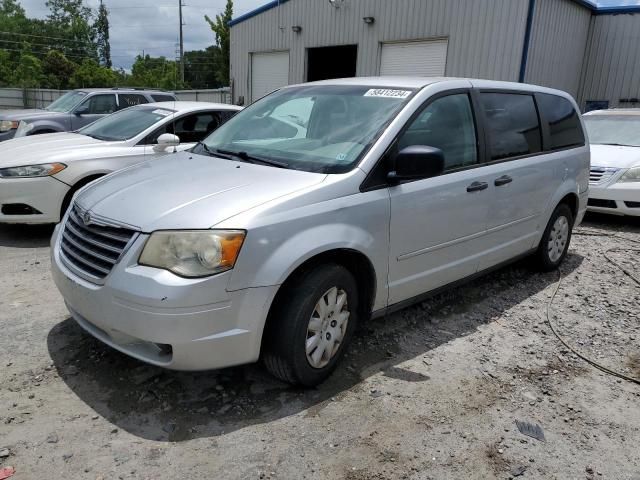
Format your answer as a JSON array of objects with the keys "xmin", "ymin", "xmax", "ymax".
[{"xmin": 229, "ymin": 0, "xmax": 640, "ymax": 111}]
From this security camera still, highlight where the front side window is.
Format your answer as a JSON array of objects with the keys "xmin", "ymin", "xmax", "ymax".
[
  {"xmin": 582, "ymin": 115, "xmax": 640, "ymax": 147},
  {"xmin": 83, "ymin": 94, "xmax": 117, "ymax": 114},
  {"xmin": 79, "ymin": 106, "xmax": 175, "ymax": 141},
  {"xmin": 397, "ymin": 93, "xmax": 478, "ymax": 170},
  {"xmin": 46, "ymin": 91, "xmax": 87, "ymax": 112},
  {"xmin": 118, "ymin": 94, "xmax": 149, "ymax": 110},
  {"xmin": 199, "ymin": 85, "xmax": 415, "ymax": 173},
  {"xmin": 537, "ymin": 94, "xmax": 584, "ymax": 150},
  {"xmin": 146, "ymin": 112, "xmax": 223, "ymax": 144},
  {"xmin": 480, "ymin": 93, "xmax": 542, "ymax": 161}
]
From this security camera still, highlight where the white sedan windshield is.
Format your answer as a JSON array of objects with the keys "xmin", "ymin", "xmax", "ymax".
[
  {"xmin": 200, "ymin": 85, "xmax": 415, "ymax": 173},
  {"xmin": 79, "ymin": 106, "xmax": 175, "ymax": 141},
  {"xmin": 584, "ymin": 115, "xmax": 640, "ymax": 147}
]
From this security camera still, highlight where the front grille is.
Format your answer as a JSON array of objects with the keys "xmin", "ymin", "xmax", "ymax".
[
  {"xmin": 60, "ymin": 205, "xmax": 136, "ymax": 281},
  {"xmin": 588, "ymin": 198, "xmax": 617, "ymax": 209},
  {"xmin": 589, "ymin": 167, "xmax": 619, "ymax": 185},
  {"xmin": 625, "ymin": 201, "xmax": 640, "ymax": 209}
]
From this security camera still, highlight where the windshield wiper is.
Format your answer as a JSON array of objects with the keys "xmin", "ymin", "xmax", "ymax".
[
  {"xmin": 82, "ymin": 133, "xmax": 112, "ymax": 141},
  {"xmin": 215, "ymin": 148, "xmax": 289, "ymax": 169},
  {"xmin": 194, "ymin": 141, "xmax": 216, "ymax": 156},
  {"xmin": 594, "ymin": 142, "xmax": 635, "ymax": 147}
]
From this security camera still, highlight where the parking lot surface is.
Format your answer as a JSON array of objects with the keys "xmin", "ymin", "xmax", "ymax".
[{"xmin": 1, "ymin": 214, "xmax": 639, "ymax": 479}]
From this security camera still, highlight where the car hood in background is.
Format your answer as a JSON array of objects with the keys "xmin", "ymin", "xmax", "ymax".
[
  {"xmin": 590, "ymin": 144, "xmax": 640, "ymax": 169},
  {"xmin": 0, "ymin": 109, "xmax": 64, "ymax": 121},
  {"xmin": 75, "ymin": 152, "xmax": 327, "ymax": 232},
  {"xmin": 0, "ymin": 132, "xmax": 125, "ymax": 168}
]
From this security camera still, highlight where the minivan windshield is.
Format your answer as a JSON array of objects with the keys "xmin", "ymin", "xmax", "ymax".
[
  {"xmin": 46, "ymin": 91, "xmax": 87, "ymax": 113},
  {"xmin": 78, "ymin": 106, "xmax": 175, "ymax": 141},
  {"xmin": 583, "ymin": 115, "xmax": 640, "ymax": 147},
  {"xmin": 197, "ymin": 85, "xmax": 415, "ymax": 173}
]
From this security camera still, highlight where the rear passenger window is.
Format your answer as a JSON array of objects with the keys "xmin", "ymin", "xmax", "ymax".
[
  {"xmin": 536, "ymin": 94, "xmax": 585, "ymax": 150},
  {"xmin": 118, "ymin": 94, "xmax": 148, "ymax": 109},
  {"xmin": 398, "ymin": 93, "xmax": 478, "ymax": 170},
  {"xmin": 480, "ymin": 93, "xmax": 541, "ymax": 161}
]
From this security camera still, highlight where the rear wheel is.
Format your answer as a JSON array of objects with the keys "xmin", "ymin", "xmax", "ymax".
[
  {"xmin": 533, "ymin": 203, "xmax": 574, "ymax": 271},
  {"xmin": 263, "ymin": 264, "xmax": 358, "ymax": 386}
]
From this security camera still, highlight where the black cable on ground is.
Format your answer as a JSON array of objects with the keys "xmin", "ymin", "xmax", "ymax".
[{"xmin": 545, "ymin": 229, "xmax": 640, "ymax": 385}]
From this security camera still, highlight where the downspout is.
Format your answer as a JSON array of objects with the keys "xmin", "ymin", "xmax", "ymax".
[{"xmin": 519, "ymin": 0, "xmax": 536, "ymax": 83}]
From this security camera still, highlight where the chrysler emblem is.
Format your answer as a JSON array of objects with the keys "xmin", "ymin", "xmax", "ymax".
[{"xmin": 83, "ymin": 211, "xmax": 92, "ymax": 226}]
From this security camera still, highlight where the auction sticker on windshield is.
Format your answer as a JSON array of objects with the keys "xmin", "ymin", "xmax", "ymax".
[{"xmin": 364, "ymin": 89, "xmax": 412, "ymax": 99}]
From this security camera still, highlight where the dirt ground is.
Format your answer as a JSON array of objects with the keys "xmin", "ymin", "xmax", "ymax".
[{"xmin": 1, "ymin": 213, "xmax": 639, "ymax": 480}]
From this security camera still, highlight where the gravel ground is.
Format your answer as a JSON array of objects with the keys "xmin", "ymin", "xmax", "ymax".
[{"xmin": 1, "ymin": 213, "xmax": 639, "ymax": 480}]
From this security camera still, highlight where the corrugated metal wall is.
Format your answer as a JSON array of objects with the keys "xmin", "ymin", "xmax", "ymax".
[
  {"xmin": 524, "ymin": 0, "xmax": 591, "ymax": 98},
  {"xmin": 230, "ymin": 0, "xmax": 530, "ymax": 104},
  {"xmin": 578, "ymin": 14, "xmax": 640, "ymax": 109}
]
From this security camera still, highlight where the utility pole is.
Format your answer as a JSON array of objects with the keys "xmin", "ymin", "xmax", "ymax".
[{"xmin": 179, "ymin": 0, "xmax": 185, "ymax": 84}]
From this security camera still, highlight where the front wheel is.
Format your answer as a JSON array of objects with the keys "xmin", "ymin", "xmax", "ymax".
[
  {"xmin": 533, "ymin": 203, "xmax": 574, "ymax": 271},
  {"xmin": 263, "ymin": 264, "xmax": 359, "ymax": 386}
]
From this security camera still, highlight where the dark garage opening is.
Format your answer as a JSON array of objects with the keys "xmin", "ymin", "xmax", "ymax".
[{"xmin": 307, "ymin": 45, "xmax": 358, "ymax": 82}]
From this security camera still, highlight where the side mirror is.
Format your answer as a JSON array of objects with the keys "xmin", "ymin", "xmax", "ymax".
[
  {"xmin": 153, "ymin": 133, "xmax": 180, "ymax": 152},
  {"xmin": 74, "ymin": 105, "xmax": 89, "ymax": 116},
  {"xmin": 387, "ymin": 145, "xmax": 445, "ymax": 184}
]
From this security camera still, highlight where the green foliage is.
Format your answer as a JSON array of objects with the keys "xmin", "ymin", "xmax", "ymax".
[
  {"xmin": 94, "ymin": 0, "xmax": 110, "ymax": 68},
  {"xmin": 128, "ymin": 54, "xmax": 186, "ymax": 90},
  {"xmin": 184, "ymin": 46, "xmax": 223, "ymax": 89},
  {"xmin": 14, "ymin": 52, "xmax": 43, "ymax": 88},
  {"xmin": 69, "ymin": 58, "xmax": 118, "ymax": 88},
  {"xmin": 42, "ymin": 49, "xmax": 77, "ymax": 89},
  {"xmin": 205, "ymin": 0, "xmax": 232, "ymax": 85}
]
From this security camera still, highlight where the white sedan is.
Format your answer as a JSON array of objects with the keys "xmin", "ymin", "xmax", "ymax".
[
  {"xmin": 0, "ymin": 101, "xmax": 241, "ymax": 224},
  {"xmin": 583, "ymin": 109, "xmax": 640, "ymax": 216}
]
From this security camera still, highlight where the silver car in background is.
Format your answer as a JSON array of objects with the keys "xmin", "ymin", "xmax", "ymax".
[
  {"xmin": 51, "ymin": 77, "xmax": 589, "ymax": 386},
  {"xmin": 0, "ymin": 101, "xmax": 241, "ymax": 224},
  {"xmin": 582, "ymin": 109, "xmax": 640, "ymax": 216}
]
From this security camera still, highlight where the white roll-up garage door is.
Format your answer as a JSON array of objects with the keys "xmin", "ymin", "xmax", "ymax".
[
  {"xmin": 251, "ymin": 51, "xmax": 290, "ymax": 102},
  {"xmin": 379, "ymin": 39, "xmax": 448, "ymax": 77}
]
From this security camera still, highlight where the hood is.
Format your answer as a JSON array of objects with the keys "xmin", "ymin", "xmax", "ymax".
[
  {"xmin": 0, "ymin": 109, "xmax": 64, "ymax": 121},
  {"xmin": 590, "ymin": 144, "xmax": 640, "ymax": 169},
  {"xmin": 75, "ymin": 152, "xmax": 327, "ymax": 232},
  {"xmin": 0, "ymin": 132, "xmax": 122, "ymax": 168}
]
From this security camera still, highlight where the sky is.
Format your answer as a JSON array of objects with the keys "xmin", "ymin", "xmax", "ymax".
[{"xmin": 16, "ymin": 0, "xmax": 640, "ymax": 71}]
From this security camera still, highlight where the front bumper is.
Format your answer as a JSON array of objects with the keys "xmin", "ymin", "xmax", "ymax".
[
  {"xmin": 50, "ymin": 224, "xmax": 278, "ymax": 370},
  {"xmin": 0, "ymin": 176, "xmax": 70, "ymax": 224},
  {"xmin": 588, "ymin": 182, "xmax": 640, "ymax": 216}
]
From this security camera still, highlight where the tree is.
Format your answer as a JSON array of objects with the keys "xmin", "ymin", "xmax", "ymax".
[
  {"xmin": 0, "ymin": 49, "xmax": 14, "ymax": 87},
  {"xmin": 94, "ymin": 0, "xmax": 111, "ymax": 68},
  {"xmin": 184, "ymin": 46, "xmax": 223, "ymax": 89},
  {"xmin": 129, "ymin": 54, "xmax": 186, "ymax": 90},
  {"xmin": 42, "ymin": 50, "xmax": 77, "ymax": 88},
  {"xmin": 205, "ymin": 0, "xmax": 232, "ymax": 85},
  {"xmin": 69, "ymin": 58, "xmax": 117, "ymax": 88},
  {"xmin": 45, "ymin": 0, "xmax": 97, "ymax": 60},
  {"xmin": 14, "ymin": 51, "xmax": 43, "ymax": 88}
]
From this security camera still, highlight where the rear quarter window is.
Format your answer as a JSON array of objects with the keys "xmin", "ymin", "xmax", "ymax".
[
  {"xmin": 480, "ymin": 92, "xmax": 542, "ymax": 161},
  {"xmin": 151, "ymin": 94, "xmax": 177, "ymax": 102},
  {"xmin": 536, "ymin": 94, "xmax": 585, "ymax": 150}
]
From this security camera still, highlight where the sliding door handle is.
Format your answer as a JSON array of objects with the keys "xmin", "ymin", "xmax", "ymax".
[
  {"xmin": 466, "ymin": 181, "xmax": 489, "ymax": 193},
  {"xmin": 494, "ymin": 175, "xmax": 513, "ymax": 187}
]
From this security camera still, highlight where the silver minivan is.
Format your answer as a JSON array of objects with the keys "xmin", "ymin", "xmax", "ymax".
[{"xmin": 51, "ymin": 77, "xmax": 590, "ymax": 386}]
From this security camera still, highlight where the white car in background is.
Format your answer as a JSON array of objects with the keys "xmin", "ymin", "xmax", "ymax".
[
  {"xmin": 583, "ymin": 109, "xmax": 640, "ymax": 216},
  {"xmin": 0, "ymin": 101, "xmax": 241, "ymax": 224}
]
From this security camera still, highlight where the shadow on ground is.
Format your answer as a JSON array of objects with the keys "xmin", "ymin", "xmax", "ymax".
[
  {"xmin": 47, "ymin": 252, "xmax": 583, "ymax": 442},
  {"xmin": 581, "ymin": 212, "xmax": 640, "ymax": 231},
  {"xmin": 0, "ymin": 224, "xmax": 55, "ymax": 248}
]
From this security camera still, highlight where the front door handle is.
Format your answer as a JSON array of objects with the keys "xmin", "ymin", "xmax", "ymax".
[
  {"xmin": 494, "ymin": 175, "xmax": 513, "ymax": 187},
  {"xmin": 466, "ymin": 181, "xmax": 488, "ymax": 193}
]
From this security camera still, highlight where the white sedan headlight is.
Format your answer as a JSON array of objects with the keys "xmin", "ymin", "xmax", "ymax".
[
  {"xmin": 618, "ymin": 166, "xmax": 640, "ymax": 183},
  {"xmin": 0, "ymin": 120, "xmax": 19, "ymax": 132},
  {"xmin": 0, "ymin": 163, "xmax": 66, "ymax": 178},
  {"xmin": 139, "ymin": 230, "xmax": 246, "ymax": 277},
  {"xmin": 14, "ymin": 121, "xmax": 34, "ymax": 137}
]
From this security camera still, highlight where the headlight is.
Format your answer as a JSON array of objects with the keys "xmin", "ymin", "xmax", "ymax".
[
  {"xmin": 139, "ymin": 230, "xmax": 246, "ymax": 277},
  {"xmin": 618, "ymin": 166, "xmax": 640, "ymax": 183},
  {"xmin": 0, "ymin": 120, "xmax": 19, "ymax": 132},
  {"xmin": 14, "ymin": 121, "xmax": 34, "ymax": 137},
  {"xmin": 0, "ymin": 163, "xmax": 67, "ymax": 178}
]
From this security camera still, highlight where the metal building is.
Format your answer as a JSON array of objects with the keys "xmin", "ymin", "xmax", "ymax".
[{"xmin": 229, "ymin": 0, "xmax": 640, "ymax": 111}]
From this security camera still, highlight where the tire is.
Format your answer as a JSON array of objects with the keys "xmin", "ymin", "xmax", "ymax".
[
  {"xmin": 59, "ymin": 176, "xmax": 103, "ymax": 220},
  {"xmin": 533, "ymin": 203, "xmax": 574, "ymax": 271},
  {"xmin": 263, "ymin": 264, "xmax": 359, "ymax": 386}
]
